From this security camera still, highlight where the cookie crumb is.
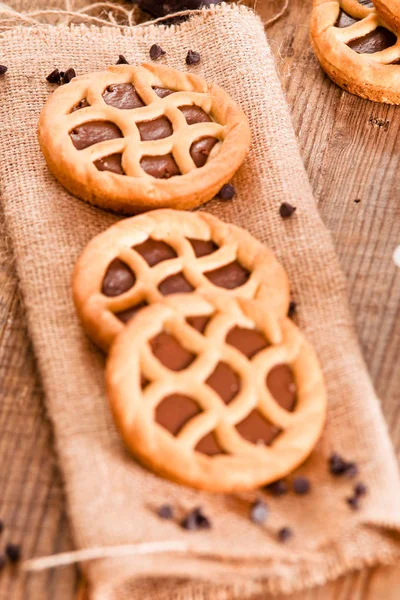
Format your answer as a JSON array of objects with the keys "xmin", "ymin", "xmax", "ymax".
[
  {"xmin": 218, "ymin": 184, "xmax": 236, "ymax": 200},
  {"xmin": 265, "ymin": 479, "xmax": 288, "ymax": 496},
  {"xmin": 353, "ymin": 198, "xmax": 361, "ymax": 204},
  {"xmin": 293, "ymin": 476, "xmax": 310, "ymax": 495},
  {"xmin": 116, "ymin": 55, "xmax": 129, "ymax": 65},
  {"xmin": 150, "ymin": 44, "xmax": 166, "ymax": 61},
  {"xmin": 46, "ymin": 68, "xmax": 61, "ymax": 84},
  {"xmin": 278, "ymin": 526, "xmax": 293, "ymax": 542},
  {"xmin": 186, "ymin": 50, "xmax": 201, "ymax": 66},
  {"xmin": 279, "ymin": 202, "xmax": 297, "ymax": 218},
  {"xmin": 0, "ymin": 65, "xmax": 8, "ymax": 76},
  {"xmin": 5, "ymin": 544, "xmax": 21, "ymax": 563},
  {"xmin": 346, "ymin": 495, "xmax": 360, "ymax": 511},
  {"xmin": 288, "ymin": 301, "xmax": 297, "ymax": 318},
  {"xmin": 158, "ymin": 504, "xmax": 174, "ymax": 520},
  {"xmin": 63, "ymin": 68, "xmax": 76, "ymax": 85},
  {"xmin": 354, "ymin": 482, "xmax": 368, "ymax": 497},
  {"xmin": 181, "ymin": 507, "xmax": 211, "ymax": 531},
  {"xmin": 250, "ymin": 499, "xmax": 268, "ymax": 524}
]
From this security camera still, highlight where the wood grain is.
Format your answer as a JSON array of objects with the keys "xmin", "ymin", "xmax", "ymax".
[{"xmin": 0, "ymin": 0, "xmax": 399, "ymax": 598}]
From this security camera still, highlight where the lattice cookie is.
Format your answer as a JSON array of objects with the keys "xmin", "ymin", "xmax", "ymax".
[
  {"xmin": 310, "ymin": 0, "xmax": 400, "ymax": 103},
  {"xmin": 106, "ymin": 293, "xmax": 327, "ymax": 492},
  {"xmin": 38, "ymin": 63, "xmax": 251, "ymax": 213},
  {"xmin": 73, "ymin": 210, "xmax": 290, "ymax": 351}
]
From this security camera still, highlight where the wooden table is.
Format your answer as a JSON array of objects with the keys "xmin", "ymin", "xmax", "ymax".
[{"xmin": 0, "ymin": 0, "xmax": 399, "ymax": 597}]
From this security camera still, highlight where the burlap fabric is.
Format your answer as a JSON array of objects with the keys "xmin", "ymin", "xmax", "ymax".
[{"xmin": 0, "ymin": 4, "xmax": 400, "ymax": 598}]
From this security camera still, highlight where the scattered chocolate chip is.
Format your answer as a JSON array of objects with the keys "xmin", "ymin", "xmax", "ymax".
[
  {"xmin": 0, "ymin": 555, "xmax": 5, "ymax": 570},
  {"xmin": 354, "ymin": 482, "xmax": 368, "ymax": 497},
  {"xmin": 288, "ymin": 301, "xmax": 297, "ymax": 318},
  {"xmin": 63, "ymin": 68, "xmax": 76, "ymax": 84},
  {"xmin": 181, "ymin": 507, "xmax": 211, "ymax": 531},
  {"xmin": 0, "ymin": 65, "xmax": 8, "ymax": 76},
  {"xmin": 279, "ymin": 202, "xmax": 297, "ymax": 218},
  {"xmin": 345, "ymin": 462, "xmax": 359, "ymax": 478},
  {"xmin": 150, "ymin": 44, "xmax": 166, "ymax": 61},
  {"xmin": 5, "ymin": 544, "xmax": 21, "ymax": 563},
  {"xmin": 46, "ymin": 68, "xmax": 61, "ymax": 84},
  {"xmin": 354, "ymin": 198, "xmax": 361, "ymax": 204},
  {"xmin": 265, "ymin": 479, "xmax": 288, "ymax": 496},
  {"xmin": 218, "ymin": 183, "xmax": 236, "ymax": 200},
  {"xmin": 329, "ymin": 452, "xmax": 358, "ymax": 477},
  {"xmin": 250, "ymin": 499, "xmax": 268, "ymax": 524},
  {"xmin": 293, "ymin": 476, "xmax": 310, "ymax": 495},
  {"xmin": 346, "ymin": 495, "xmax": 360, "ymax": 511},
  {"xmin": 186, "ymin": 50, "xmax": 201, "ymax": 66},
  {"xmin": 278, "ymin": 526, "xmax": 293, "ymax": 542},
  {"xmin": 116, "ymin": 54, "xmax": 129, "ymax": 65},
  {"xmin": 158, "ymin": 504, "xmax": 174, "ymax": 520}
]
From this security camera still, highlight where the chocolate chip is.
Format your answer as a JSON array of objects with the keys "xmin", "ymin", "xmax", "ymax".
[
  {"xmin": 265, "ymin": 479, "xmax": 288, "ymax": 496},
  {"xmin": 150, "ymin": 44, "xmax": 166, "ymax": 61},
  {"xmin": 46, "ymin": 68, "xmax": 61, "ymax": 84},
  {"xmin": 354, "ymin": 482, "xmax": 368, "ymax": 497},
  {"xmin": 59, "ymin": 71, "xmax": 65, "ymax": 78},
  {"xmin": 346, "ymin": 495, "xmax": 360, "ymax": 511},
  {"xmin": 62, "ymin": 68, "xmax": 76, "ymax": 84},
  {"xmin": 250, "ymin": 499, "xmax": 268, "ymax": 524},
  {"xmin": 158, "ymin": 504, "xmax": 174, "ymax": 520},
  {"xmin": 0, "ymin": 555, "xmax": 5, "ymax": 570},
  {"xmin": 288, "ymin": 301, "xmax": 297, "ymax": 318},
  {"xmin": 293, "ymin": 476, "xmax": 310, "ymax": 495},
  {"xmin": 0, "ymin": 65, "xmax": 8, "ymax": 76},
  {"xmin": 218, "ymin": 184, "xmax": 236, "ymax": 200},
  {"xmin": 5, "ymin": 544, "xmax": 21, "ymax": 563},
  {"xmin": 278, "ymin": 526, "xmax": 293, "ymax": 542},
  {"xmin": 181, "ymin": 507, "xmax": 211, "ymax": 531},
  {"xmin": 345, "ymin": 462, "xmax": 359, "ymax": 478},
  {"xmin": 329, "ymin": 452, "xmax": 356, "ymax": 476},
  {"xmin": 279, "ymin": 202, "xmax": 297, "ymax": 218},
  {"xmin": 186, "ymin": 50, "xmax": 201, "ymax": 66},
  {"xmin": 354, "ymin": 198, "xmax": 361, "ymax": 204},
  {"xmin": 116, "ymin": 54, "xmax": 129, "ymax": 65}
]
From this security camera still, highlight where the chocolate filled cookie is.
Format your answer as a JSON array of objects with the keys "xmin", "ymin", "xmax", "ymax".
[
  {"xmin": 72, "ymin": 210, "xmax": 290, "ymax": 351},
  {"xmin": 38, "ymin": 63, "xmax": 251, "ymax": 213},
  {"xmin": 106, "ymin": 295, "xmax": 327, "ymax": 492},
  {"xmin": 310, "ymin": 0, "xmax": 400, "ymax": 104}
]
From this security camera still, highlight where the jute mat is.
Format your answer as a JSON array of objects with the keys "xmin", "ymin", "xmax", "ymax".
[{"xmin": 0, "ymin": 4, "xmax": 399, "ymax": 598}]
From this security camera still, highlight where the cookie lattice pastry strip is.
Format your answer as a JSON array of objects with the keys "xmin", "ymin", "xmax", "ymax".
[
  {"xmin": 38, "ymin": 64, "xmax": 251, "ymax": 212},
  {"xmin": 311, "ymin": 0, "xmax": 400, "ymax": 103},
  {"xmin": 106, "ymin": 293, "xmax": 327, "ymax": 492}
]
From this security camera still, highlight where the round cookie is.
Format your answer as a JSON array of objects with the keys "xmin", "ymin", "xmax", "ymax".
[
  {"xmin": 38, "ymin": 63, "xmax": 251, "ymax": 213},
  {"xmin": 73, "ymin": 210, "xmax": 290, "ymax": 351},
  {"xmin": 310, "ymin": 0, "xmax": 400, "ymax": 104},
  {"xmin": 106, "ymin": 294, "xmax": 327, "ymax": 492}
]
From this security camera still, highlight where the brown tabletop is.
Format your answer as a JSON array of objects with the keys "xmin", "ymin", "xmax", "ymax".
[{"xmin": 0, "ymin": 1, "xmax": 399, "ymax": 598}]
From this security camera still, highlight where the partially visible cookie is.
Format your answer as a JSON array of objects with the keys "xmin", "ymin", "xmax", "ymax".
[
  {"xmin": 38, "ymin": 63, "xmax": 251, "ymax": 213},
  {"xmin": 73, "ymin": 209, "xmax": 290, "ymax": 351},
  {"xmin": 106, "ymin": 293, "xmax": 327, "ymax": 492},
  {"xmin": 310, "ymin": 0, "xmax": 400, "ymax": 104},
  {"xmin": 372, "ymin": 0, "xmax": 400, "ymax": 33}
]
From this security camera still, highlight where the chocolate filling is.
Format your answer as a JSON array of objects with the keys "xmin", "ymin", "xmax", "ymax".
[
  {"xmin": 195, "ymin": 432, "xmax": 222, "ymax": 455},
  {"xmin": 205, "ymin": 261, "xmax": 250, "ymax": 290},
  {"xmin": 140, "ymin": 375, "xmax": 149, "ymax": 388},
  {"xmin": 102, "ymin": 259, "xmax": 136, "ymax": 297},
  {"xmin": 348, "ymin": 27, "xmax": 396, "ymax": 53},
  {"xmin": 226, "ymin": 326, "xmax": 269, "ymax": 359},
  {"xmin": 188, "ymin": 238, "xmax": 219, "ymax": 257},
  {"xmin": 133, "ymin": 238, "xmax": 177, "ymax": 266},
  {"xmin": 115, "ymin": 300, "xmax": 148, "ymax": 324},
  {"xmin": 94, "ymin": 154, "xmax": 124, "ymax": 174},
  {"xmin": 70, "ymin": 121, "xmax": 123, "ymax": 151},
  {"xmin": 236, "ymin": 409, "xmax": 280, "ymax": 446},
  {"xmin": 186, "ymin": 315, "xmax": 211, "ymax": 334},
  {"xmin": 335, "ymin": 9, "xmax": 358, "ymax": 28},
  {"xmin": 180, "ymin": 105, "xmax": 212, "ymax": 125},
  {"xmin": 206, "ymin": 361, "xmax": 240, "ymax": 404},
  {"xmin": 158, "ymin": 272, "xmax": 194, "ymax": 296},
  {"xmin": 137, "ymin": 117, "xmax": 173, "ymax": 141},
  {"xmin": 140, "ymin": 154, "xmax": 181, "ymax": 178},
  {"xmin": 153, "ymin": 86, "xmax": 174, "ymax": 98},
  {"xmin": 72, "ymin": 98, "xmax": 90, "ymax": 112},
  {"xmin": 190, "ymin": 137, "xmax": 218, "ymax": 168},
  {"xmin": 156, "ymin": 394, "xmax": 200, "ymax": 435},
  {"xmin": 103, "ymin": 83, "xmax": 145, "ymax": 109},
  {"xmin": 267, "ymin": 364, "xmax": 297, "ymax": 411},
  {"xmin": 150, "ymin": 332, "xmax": 195, "ymax": 371}
]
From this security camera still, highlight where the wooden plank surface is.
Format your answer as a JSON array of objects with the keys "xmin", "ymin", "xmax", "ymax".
[{"xmin": 0, "ymin": 0, "xmax": 399, "ymax": 598}]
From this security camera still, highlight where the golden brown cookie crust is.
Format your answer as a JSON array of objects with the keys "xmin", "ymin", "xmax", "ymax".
[
  {"xmin": 106, "ymin": 295, "xmax": 327, "ymax": 492},
  {"xmin": 73, "ymin": 210, "xmax": 290, "ymax": 351},
  {"xmin": 310, "ymin": 0, "xmax": 400, "ymax": 104},
  {"xmin": 38, "ymin": 63, "xmax": 251, "ymax": 213},
  {"xmin": 373, "ymin": 0, "xmax": 400, "ymax": 33}
]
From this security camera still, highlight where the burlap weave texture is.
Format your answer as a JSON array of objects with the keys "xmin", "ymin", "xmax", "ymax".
[{"xmin": 0, "ymin": 5, "xmax": 399, "ymax": 598}]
